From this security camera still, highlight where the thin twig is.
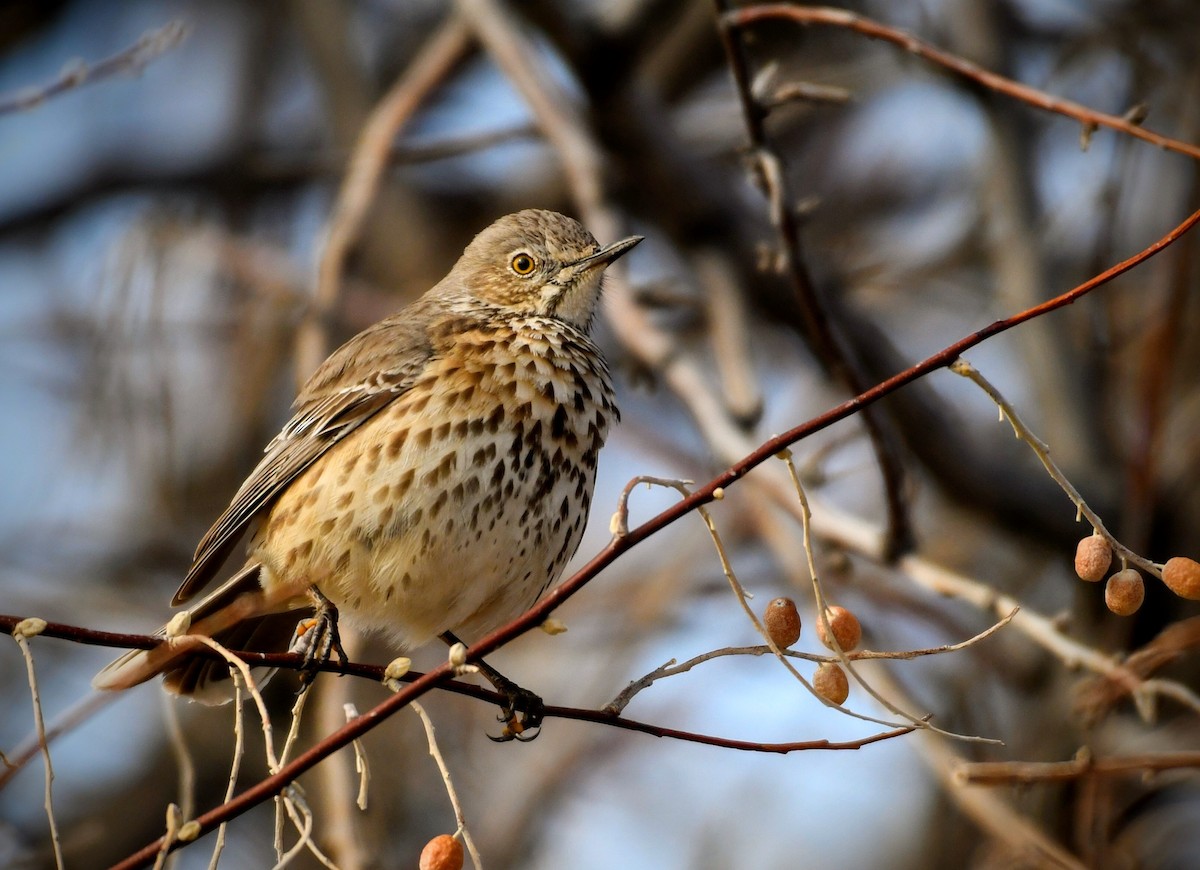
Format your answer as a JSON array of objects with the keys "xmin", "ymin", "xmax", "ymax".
[
  {"xmin": 0, "ymin": 21, "xmax": 189, "ymax": 116},
  {"xmin": 412, "ymin": 702, "xmax": 483, "ymax": 870},
  {"xmin": 699, "ymin": 486, "xmax": 921, "ymax": 733},
  {"xmin": 275, "ymin": 688, "xmax": 339, "ymax": 870},
  {"xmin": 187, "ymin": 639, "xmax": 333, "ymax": 869},
  {"xmin": 160, "ymin": 692, "xmax": 194, "ymax": 870},
  {"xmin": 0, "ymin": 612, "xmax": 902, "ymax": 755},
  {"xmin": 895, "ymin": 552, "xmax": 1200, "ymax": 722},
  {"xmin": 780, "ymin": 450, "xmax": 999, "ymax": 743},
  {"xmin": 1076, "ymin": 617, "xmax": 1200, "ymax": 720},
  {"xmin": 275, "ymin": 687, "xmax": 306, "ymax": 863},
  {"xmin": 951, "ymin": 359, "xmax": 1162, "ymax": 578},
  {"xmin": 610, "ymin": 476, "xmax": 695, "ymax": 537},
  {"xmin": 724, "ymin": 5, "xmax": 1200, "ymax": 162},
  {"xmin": 342, "ymin": 703, "xmax": 370, "ymax": 812},
  {"xmin": 206, "ymin": 678, "xmax": 245, "ymax": 870},
  {"xmin": 612, "ymin": 475, "xmax": 914, "ymax": 731},
  {"xmin": 1139, "ymin": 679, "xmax": 1200, "ymax": 718},
  {"xmin": 606, "ymin": 611, "xmax": 1015, "ymax": 714},
  {"xmin": 312, "ymin": 619, "xmax": 366, "ymax": 866},
  {"xmin": 11, "ymin": 620, "xmax": 65, "ymax": 870},
  {"xmin": 272, "ymin": 790, "xmax": 317, "ymax": 870},
  {"xmin": 191, "ymin": 637, "xmax": 279, "ymax": 770}
]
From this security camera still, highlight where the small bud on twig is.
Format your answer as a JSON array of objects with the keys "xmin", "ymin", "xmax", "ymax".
[
  {"xmin": 385, "ymin": 657, "xmax": 412, "ymax": 681},
  {"xmin": 1121, "ymin": 103, "xmax": 1148, "ymax": 126},
  {"xmin": 165, "ymin": 611, "xmax": 191, "ymax": 637},
  {"xmin": 12, "ymin": 617, "xmax": 47, "ymax": 639}
]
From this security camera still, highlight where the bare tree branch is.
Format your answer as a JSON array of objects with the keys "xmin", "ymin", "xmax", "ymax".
[{"xmin": 0, "ymin": 21, "xmax": 188, "ymax": 116}]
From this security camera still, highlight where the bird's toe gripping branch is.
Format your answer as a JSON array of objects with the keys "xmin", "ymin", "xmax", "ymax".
[{"xmin": 290, "ymin": 586, "xmax": 349, "ymax": 686}]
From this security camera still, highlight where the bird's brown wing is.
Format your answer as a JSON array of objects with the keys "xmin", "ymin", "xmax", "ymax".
[{"xmin": 172, "ymin": 302, "xmax": 439, "ymax": 605}]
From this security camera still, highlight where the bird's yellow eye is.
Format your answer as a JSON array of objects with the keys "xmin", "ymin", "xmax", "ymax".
[{"xmin": 510, "ymin": 253, "xmax": 536, "ymax": 276}]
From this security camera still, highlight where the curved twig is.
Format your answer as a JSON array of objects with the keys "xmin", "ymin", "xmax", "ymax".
[{"xmin": 724, "ymin": 5, "xmax": 1200, "ymax": 162}]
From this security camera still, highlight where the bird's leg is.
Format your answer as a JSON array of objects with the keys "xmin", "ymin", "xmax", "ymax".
[
  {"xmin": 439, "ymin": 630, "xmax": 544, "ymax": 742},
  {"xmin": 290, "ymin": 586, "xmax": 348, "ymax": 687}
]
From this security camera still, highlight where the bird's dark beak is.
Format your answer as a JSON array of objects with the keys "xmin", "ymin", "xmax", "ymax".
[{"xmin": 576, "ymin": 235, "xmax": 644, "ymax": 270}]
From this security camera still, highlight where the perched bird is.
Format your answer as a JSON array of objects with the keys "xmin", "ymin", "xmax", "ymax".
[{"xmin": 95, "ymin": 209, "xmax": 641, "ymax": 723}]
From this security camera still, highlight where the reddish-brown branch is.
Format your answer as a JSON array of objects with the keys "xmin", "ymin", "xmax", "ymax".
[
  {"xmin": 92, "ymin": 201, "xmax": 1200, "ymax": 866},
  {"xmin": 0, "ymin": 616, "xmax": 159, "ymax": 652},
  {"xmin": 724, "ymin": 5, "xmax": 1200, "ymax": 162},
  {"xmin": 104, "ymin": 645, "xmax": 911, "ymax": 870},
  {"xmin": 0, "ymin": 614, "xmax": 910, "ymax": 797}
]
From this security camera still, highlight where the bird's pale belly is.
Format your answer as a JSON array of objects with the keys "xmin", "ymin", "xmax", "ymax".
[{"xmin": 251, "ymin": 333, "xmax": 613, "ymax": 646}]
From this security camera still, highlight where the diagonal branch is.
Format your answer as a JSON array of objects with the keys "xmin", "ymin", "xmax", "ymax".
[
  {"xmin": 724, "ymin": 4, "xmax": 1200, "ymax": 162},
  {"xmin": 104, "ymin": 199, "xmax": 1200, "ymax": 868},
  {"xmin": 0, "ymin": 21, "xmax": 189, "ymax": 116}
]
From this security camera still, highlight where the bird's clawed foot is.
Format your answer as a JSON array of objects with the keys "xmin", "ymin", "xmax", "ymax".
[
  {"xmin": 487, "ymin": 675, "xmax": 545, "ymax": 743},
  {"xmin": 291, "ymin": 587, "xmax": 349, "ymax": 688},
  {"xmin": 439, "ymin": 630, "xmax": 544, "ymax": 742}
]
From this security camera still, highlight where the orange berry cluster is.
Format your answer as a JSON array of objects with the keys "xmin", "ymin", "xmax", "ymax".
[
  {"xmin": 1074, "ymin": 535, "xmax": 1200, "ymax": 615},
  {"xmin": 763, "ymin": 596, "xmax": 861, "ymax": 705}
]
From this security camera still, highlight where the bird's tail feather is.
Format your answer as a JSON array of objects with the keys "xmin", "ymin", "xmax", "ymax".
[{"xmin": 92, "ymin": 564, "xmax": 308, "ymax": 705}]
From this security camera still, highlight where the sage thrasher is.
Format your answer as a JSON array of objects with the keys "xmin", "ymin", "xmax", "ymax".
[{"xmin": 96, "ymin": 209, "xmax": 642, "ymax": 733}]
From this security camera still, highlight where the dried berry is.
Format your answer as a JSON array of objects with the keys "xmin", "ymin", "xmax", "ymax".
[
  {"xmin": 764, "ymin": 597, "xmax": 801, "ymax": 648},
  {"xmin": 1074, "ymin": 535, "xmax": 1111, "ymax": 582},
  {"xmin": 813, "ymin": 662, "xmax": 849, "ymax": 705},
  {"xmin": 419, "ymin": 834, "xmax": 464, "ymax": 870},
  {"xmin": 816, "ymin": 606, "xmax": 861, "ymax": 652},
  {"xmin": 1104, "ymin": 568, "xmax": 1144, "ymax": 616},
  {"xmin": 1162, "ymin": 556, "xmax": 1200, "ymax": 601}
]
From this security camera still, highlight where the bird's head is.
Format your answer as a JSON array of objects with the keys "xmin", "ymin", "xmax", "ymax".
[{"xmin": 453, "ymin": 209, "xmax": 642, "ymax": 330}]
